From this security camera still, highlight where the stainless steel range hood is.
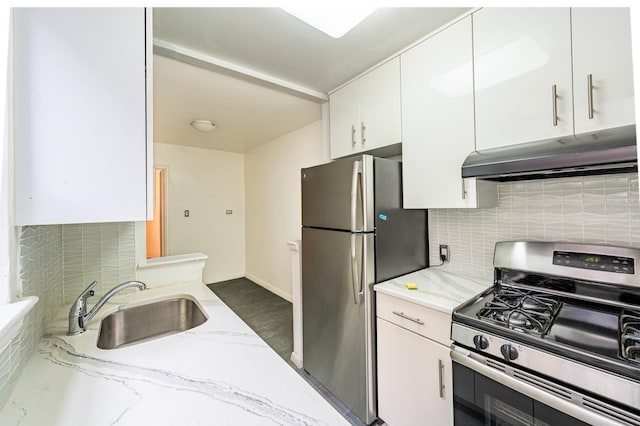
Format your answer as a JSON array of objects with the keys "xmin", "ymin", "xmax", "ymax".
[{"xmin": 461, "ymin": 125, "xmax": 637, "ymax": 181}]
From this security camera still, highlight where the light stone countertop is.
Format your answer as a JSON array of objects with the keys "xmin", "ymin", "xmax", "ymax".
[
  {"xmin": 373, "ymin": 268, "xmax": 492, "ymax": 314},
  {"xmin": 0, "ymin": 281, "xmax": 351, "ymax": 426}
]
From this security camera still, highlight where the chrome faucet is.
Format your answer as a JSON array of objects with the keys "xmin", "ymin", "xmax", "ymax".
[{"xmin": 68, "ymin": 280, "xmax": 146, "ymax": 336}]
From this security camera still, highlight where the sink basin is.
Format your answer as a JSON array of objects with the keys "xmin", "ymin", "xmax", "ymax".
[{"xmin": 97, "ymin": 296, "xmax": 208, "ymax": 349}]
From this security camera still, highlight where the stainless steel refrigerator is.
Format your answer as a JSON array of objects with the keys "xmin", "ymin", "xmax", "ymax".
[{"xmin": 301, "ymin": 155, "xmax": 428, "ymax": 425}]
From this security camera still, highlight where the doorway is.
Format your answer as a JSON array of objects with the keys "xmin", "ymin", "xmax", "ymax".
[{"xmin": 146, "ymin": 167, "xmax": 167, "ymax": 259}]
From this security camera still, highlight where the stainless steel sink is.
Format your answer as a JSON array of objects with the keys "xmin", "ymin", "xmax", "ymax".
[{"xmin": 97, "ymin": 296, "xmax": 208, "ymax": 349}]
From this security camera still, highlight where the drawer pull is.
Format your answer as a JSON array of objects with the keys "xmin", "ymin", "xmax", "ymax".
[
  {"xmin": 587, "ymin": 74, "xmax": 594, "ymax": 119},
  {"xmin": 438, "ymin": 359, "xmax": 445, "ymax": 398},
  {"xmin": 551, "ymin": 84, "xmax": 558, "ymax": 126},
  {"xmin": 392, "ymin": 310, "xmax": 424, "ymax": 325}
]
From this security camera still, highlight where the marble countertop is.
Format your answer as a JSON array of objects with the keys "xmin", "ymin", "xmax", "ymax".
[
  {"xmin": 374, "ymin": 268, "xmax": 492, "ymax": 314},
  {"xmin": 0, "ymin": 282, "xmax": 350, "ymax": 426}
]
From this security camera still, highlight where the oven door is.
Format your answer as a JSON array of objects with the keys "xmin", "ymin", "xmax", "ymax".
[{"xmin": 451, "ymin": 345, "xmax": 639, "ymax": 426}]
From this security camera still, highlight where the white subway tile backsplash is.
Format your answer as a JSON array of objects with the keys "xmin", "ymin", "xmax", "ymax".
[
  {"xmin": 0, "ymin": 338, "xmax": 11, "ymax": 405},
  {"xmin": 1, "ymin": 222, "xmax": 137, "ymax": 411},
  {"xmin": 429, "ymin": 173, "xmax": 640, "ymax": 282},
  {"xmin": 61, "ymin": 223, "xmax": 136, "ymax": 304},
  {"xmin": 0, "ymin": 225, "xmax": 63, "ymax": 410}
]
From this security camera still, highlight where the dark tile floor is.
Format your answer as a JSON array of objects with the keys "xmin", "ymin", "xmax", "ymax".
[
  {"xmin": 207, "ymin": 277, "xmax": 294, "ymax": 361},
  {"xmin": 207, "ymin": 277, "xmax": 380, "ymax": 426}
]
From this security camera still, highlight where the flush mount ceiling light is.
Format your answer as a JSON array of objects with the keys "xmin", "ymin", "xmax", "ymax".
[
  {"xmin": 282, "ymin": 7, "xmax": 377, "ymax": 38},
  {"xmin": 190, "ymin": 120, "xmax": 216, "ymax": 133}
]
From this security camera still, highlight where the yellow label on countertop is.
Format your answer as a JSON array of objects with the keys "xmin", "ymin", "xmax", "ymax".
[{"xmin": 405, "ymin": 282, "xmax": 418, "ymax": 290}]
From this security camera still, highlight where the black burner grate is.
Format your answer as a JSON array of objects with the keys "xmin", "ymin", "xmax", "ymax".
[{"xmin": 477, "ymin": 288, "xmax": 562, "ymax": 335}]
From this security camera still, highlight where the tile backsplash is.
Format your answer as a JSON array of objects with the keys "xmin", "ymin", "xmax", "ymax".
[
  {"xmin": 0, "ymin": 222, "xmax": 136, "ymax": 410},
  {"xmin": 428, "ymin": 173, "xmax": 640, "ymax": 282},
  {"xmin": 61, "ymin": 222, "xmax": 136, "ymax": 304},
  {"xmin": 0, "ymin": 225, "xmax": 62, "ymax": 409}
]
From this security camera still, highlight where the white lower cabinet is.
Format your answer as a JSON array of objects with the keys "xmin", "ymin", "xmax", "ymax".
[{"xmin": 377, "ymin": 296, "xmax": 453, "ymax": 426}]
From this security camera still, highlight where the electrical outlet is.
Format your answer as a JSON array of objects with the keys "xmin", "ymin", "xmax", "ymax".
[{"xmin": 439, "ymin": 244, "xmax": 450, "ymax": 262}]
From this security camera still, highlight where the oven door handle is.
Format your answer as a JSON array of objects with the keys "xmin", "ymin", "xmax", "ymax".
[{"xmin": 450, "ymin": 346, "xmax": 627, "ymax": 426}]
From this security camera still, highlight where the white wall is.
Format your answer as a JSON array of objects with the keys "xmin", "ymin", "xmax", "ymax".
[
  {"xmin": 244, "ymin": 120, "xmax": 323, "ymax": 301},
  {"xmin": 154, "ymin": 143, "xmax": 245, "ymax": 284}
]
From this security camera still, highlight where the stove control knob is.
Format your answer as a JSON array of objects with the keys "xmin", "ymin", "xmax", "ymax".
[
  {"xmin": 500, "ymin": 344, "xmax": 518, "ymax": 361},
  {"xmin": 473, "ymin": 335, "xmax": 489, "ymax": 350}
]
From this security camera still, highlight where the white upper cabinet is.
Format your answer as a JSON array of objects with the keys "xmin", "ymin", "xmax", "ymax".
[
  {"xmin": 328, "ymin": 78, "xmax": 361, "ymax": 159},
  {"xmin": 329, "ymin": 57, "xmax": 401, "ymax": 159},
  {"xmin": 473, "ymin": 8, "xmax": 574, "ymax": 151},
  {"xmin": 401, "ymin": 16, "xmax": 496, "ymax": 209},
  {"xmin": 357, "ymin": 58, "xmax": 402, "ymax": 151},
  {"xmin": 13, "ymin": 8, "xmax": 151, "ymax": 226},
  {"xmin": 572, "ymin": 8, "xmax": 635, "ymax": 134}
]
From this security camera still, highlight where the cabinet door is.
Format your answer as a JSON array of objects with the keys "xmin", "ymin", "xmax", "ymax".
[
  {"xmin": 377, "ymin": 318, "xmax": 453, "ymax": 426},
  {"xmin": 473, "ymin": 8, "xmax": 573, "ymax": 150},
  {"xmin": 14, "ymin": 8, "xmax": 149, "ymax": 225},
  {"xmin": 358, "ymin": 57, "xmax": 402, "ymax": 151},
  {"xmin": 329, "ymin": 81, "xmax": 361, "ymax": 159},
  {"xmin": 402, "ymin": 16, "xmax": 495, "ymax": 209},
  {"xmin": 572, "ymin": 8, "xmax": 635, "ymax": 134}
]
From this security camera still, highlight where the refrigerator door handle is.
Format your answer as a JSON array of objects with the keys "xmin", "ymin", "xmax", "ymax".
[
  {"xmin": 351, "ymin": 234, "xmax": 364, "ymax": 305},
  {"xmin": 351, "ymin": 233, "xmax": 367, "ymax": 304},
  {"xmin": 350, "ymin": 234, "xmax": 360, "ymax": 304},
  {"xmin": 350, "ymin": 160, "xmax": 363, "ymax": 232}
]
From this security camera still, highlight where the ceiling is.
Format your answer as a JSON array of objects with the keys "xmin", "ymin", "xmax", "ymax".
[{"xmin": 152, "ymin": 7, "xmax": 471, "ymax": 152}]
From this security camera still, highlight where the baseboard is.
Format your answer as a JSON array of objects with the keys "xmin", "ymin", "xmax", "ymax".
[
  {"xmin": 245, "ymin": 273, "xmax": 293, "ymax": 302},
  {"xmin": 290, "ymin": 351, "xmax": 303, "ymax": 369}
]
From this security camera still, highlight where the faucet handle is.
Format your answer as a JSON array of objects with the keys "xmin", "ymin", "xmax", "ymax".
[{"xmin": 79, "ymin": 280, "xmax": 97, "ymax": 300}]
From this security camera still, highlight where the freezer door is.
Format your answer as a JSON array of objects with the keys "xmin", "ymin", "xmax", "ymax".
[
  {"xmin": 302, "ymin": 227, "xmax": 376, "ymax": 424},
  {"xmin": 301, "ymin": 155, "xmax": 374, "ymax": 232}
]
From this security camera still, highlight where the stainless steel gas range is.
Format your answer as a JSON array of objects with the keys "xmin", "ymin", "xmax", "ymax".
[{"xmin": 451, "ymin": 241, "xmax": 640, "ymax": 426}]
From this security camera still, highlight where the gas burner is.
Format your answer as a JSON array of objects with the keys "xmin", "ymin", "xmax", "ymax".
[
  {"xmin": 507, "ymin": 311, "xmax": 528, "ymax": 327},
  {"xmin": 521, "ymin": 294, "xmax": 558, "ymax": 312},
  {"xmin": 621, "ymin": 312, "xmax": 640, "ymax": 363},
  {"xmin": 476, "ymin": 287, "xmax": 561, "ymax": 335}
]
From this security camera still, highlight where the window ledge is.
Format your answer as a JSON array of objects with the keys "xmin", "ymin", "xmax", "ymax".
[{"xmin": 0, "ymin": 296, "xmax": 38, "ymax": 352}]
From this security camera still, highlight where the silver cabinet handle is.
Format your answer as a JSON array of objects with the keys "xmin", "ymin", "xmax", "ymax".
[
  {"xmin": 392, "ymin": 311, "xmax": 424, "ymax": 325},
  {"xmin": 461, "ymin": 179, "xmax": 467, "ymax": 200},
  {"xmin": 351, "ymin": 124, "xmax": 356, "ymax": 147},
  {"xmin": 438, "ymin": 359, "xmax": 445, "ymax": 399},
  {"xmin": 552, "ymin": 84, "xmax": 558, "ymax": 126},
  {"xmin": 587, "ymin": 74, "xmax": 594, "ymax": 119},
  {"xmin": 361, "ymin": 121, "xmax": 366, "ymax": 145}
]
